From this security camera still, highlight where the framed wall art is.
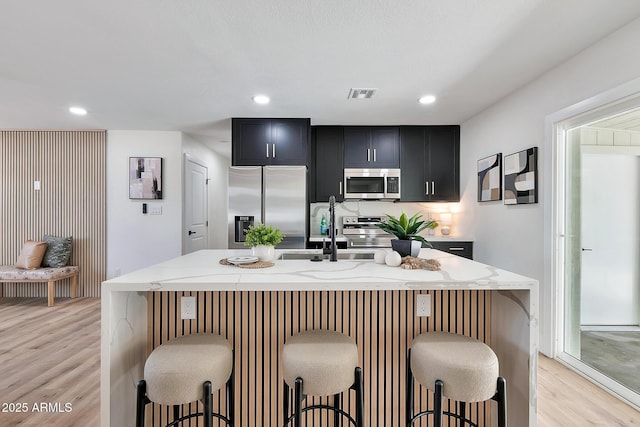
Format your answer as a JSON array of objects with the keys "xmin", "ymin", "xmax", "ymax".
[
  {"xmin": 504, "ymin": 147, "xmax": 538, "ymax": 205},
  {"xmin": 477, "ymin": 153, "xmax": 502, "ymax": 202},
  {"xmin": 129, "ymin": 157, "xmax": 163, "ymax": 199}
]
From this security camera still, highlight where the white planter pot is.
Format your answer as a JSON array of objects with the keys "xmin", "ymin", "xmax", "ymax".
[{"xmin": 251, "ymin": 244, "xmax": 275, "ymax": 262}]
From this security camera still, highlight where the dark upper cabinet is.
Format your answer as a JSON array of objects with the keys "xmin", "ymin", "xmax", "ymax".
[
  {"xmin": 400, "ymin": 126, "xmax": 460, "ymax": 202},
  {"xmin": 310, "ymin": 126, "xmax": 344, "ymax": 202},
  {"xmin": 343, "ymin": 127, "xmax": 399, "ymax": 168},
  {"xmin": 232, "ymin": 118, "xmax": 310, "ymax": 166}
]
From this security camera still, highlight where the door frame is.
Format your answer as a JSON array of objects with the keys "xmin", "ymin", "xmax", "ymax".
[
  {"xmin": 183, "ymin": 154, "xmax": 209, "ymax": 254},
  {"xmin": 545, "ymin": 77, "xmax": 640, "ymax": 408}
]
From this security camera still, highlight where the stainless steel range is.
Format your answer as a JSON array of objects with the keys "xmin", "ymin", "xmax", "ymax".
[{"xmin": 342, "ymin": 216, "xmax": 392, "ymax": 248}]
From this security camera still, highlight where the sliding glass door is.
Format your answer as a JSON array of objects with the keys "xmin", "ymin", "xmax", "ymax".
[{"xmin": 560, "ymin": 109, "xmax": 640, "ymax": 406}]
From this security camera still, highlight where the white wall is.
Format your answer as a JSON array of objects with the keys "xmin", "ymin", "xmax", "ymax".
[
  {"xmin": 458, "ymin": 17, "xmax": 640, "ymax": 355},
  {"xmin": 182, "ymin": 135, "xmax": 230, "ymax": 248},
  {"xmin": 106, "ymin": 130, "xmax": 183, "ymax": 277}
]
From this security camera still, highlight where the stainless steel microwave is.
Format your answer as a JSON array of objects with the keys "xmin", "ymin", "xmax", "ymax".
[{"xmin": 343, "ymin": 168, "xmax": 401, "ymax": 200}]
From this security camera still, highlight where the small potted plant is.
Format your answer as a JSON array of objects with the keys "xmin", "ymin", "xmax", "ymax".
[
  {"xmin": 244, "ymin": 223, "xmax": 284, "ymax": 261},
  {"xmin": 377, "ymin": 213, "xmax": 438, "ymax": 257}
]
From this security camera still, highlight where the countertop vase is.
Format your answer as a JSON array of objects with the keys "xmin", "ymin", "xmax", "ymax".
[
  {"xmin": 391, "ymin": 239, "xmax": 421, "ymax": 257},
  {"xmin": 252, "ymin": 244, "xmax": 275, "ymax": 262}
]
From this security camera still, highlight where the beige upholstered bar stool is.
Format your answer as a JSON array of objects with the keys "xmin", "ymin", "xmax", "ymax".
[
  {"xmin": 136, "ymin": 334, "xmax": 234, "ymax": 427},
  {"xmin": 282, "ymin": 330, "xmax": 364, "ymax": 427},
  {"xmin": 406, "ymin": 331, "xmax": 507, "ymax": 427}
]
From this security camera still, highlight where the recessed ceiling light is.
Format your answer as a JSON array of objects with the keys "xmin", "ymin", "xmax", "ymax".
[
  {"xmin": 252, "ymin": 95, "xmax": 270, "ymax": 105},
  {"xmin": 69, "ymin": 106, "xmax": 87, "ymax": 115},
  {"xmin": 418, "ymin": 95, "xmax": 436, "ymax": 105}
]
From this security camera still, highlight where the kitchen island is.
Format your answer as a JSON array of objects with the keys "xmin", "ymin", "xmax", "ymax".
[{"xmin": 101, "ymin": 248, "xmax": 538, "ymax": 426}]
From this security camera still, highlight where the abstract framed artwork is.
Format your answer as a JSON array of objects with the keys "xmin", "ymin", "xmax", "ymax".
[
  {"xmin": 477, "ymin": 153, "xmax": 502, "ymax": 202},
  {"xmin": 504, "ymin": 147, "xmax": 538, "ymax": 205},
  {"xmin": 129, "ymin": 157, "xmax": 163, "ymax": 199}
]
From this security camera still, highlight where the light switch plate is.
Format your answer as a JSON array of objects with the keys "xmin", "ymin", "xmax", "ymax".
[
  {"xmin": 34, "ymin": 180, "xmax": 41, "ymax": 190},
  {"xmin": 416, "ymin": 294, "xmax": 431, "ymax": 317},
  {"xmin": 149, "ymin": 205, "xmax": 162, "ymax": 215},
  {"xmin": 181, "ymin": 296, "xmax": 196, "ymax": 319}
]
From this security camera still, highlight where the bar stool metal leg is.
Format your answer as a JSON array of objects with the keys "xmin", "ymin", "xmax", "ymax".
[
  {"xmin": 283, "ymin": 381, "xmax": 290, "ymax": 423},
  {"xmin": 294, "ymin": 377, "xmax": 303, "ymax": 427},
  {"xmin": 459, "ymin": 401, "xmax": 466, "ymax": 426},
  {"xmin": 495, "ymin": 376, "xmax": 507, "ymax": 427},
  {"xmin": 333, "ymin": 393, "xmax": 342, "ymax": 427},
  {"xmin": 203, "ymin": 381, "xmax": 213, "ymax": 427},
  {"xmin": 354, "ymin": 367, "xmax": 364, "ymax": 427},
  {"xmin": 434, "ymin": 379, "xmax": 444, "ymax": 427},
  {"xmin": 136, "ymin": 380, "xmax": 147, "ymax": 427},
  {"xmin": 227, "ymin": 370, "xmax": 235, "ymax": 427}
]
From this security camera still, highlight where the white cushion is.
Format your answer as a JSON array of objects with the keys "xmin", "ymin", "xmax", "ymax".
[
  {"xmin": 411, "ymin": 332, "xmax": 499, "ymax": 403},
  {"xmin": 144, "ymin": 334, "xmax": 232, "ymax": 405},
  {"xmin": 283, "ymin": 330, "xmax": 359, "ymax": 396}
]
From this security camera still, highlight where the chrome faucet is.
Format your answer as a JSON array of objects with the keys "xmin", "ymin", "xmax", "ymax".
[{"xmin": 329, "ymin": 195, "xmax": 337, "ymax": 261}]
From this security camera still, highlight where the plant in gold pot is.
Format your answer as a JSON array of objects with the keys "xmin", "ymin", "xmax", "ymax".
[
  {"xmin": 377, "ymin": 213, "xmax": 438, "ymax": 257},
  {"xmin": 244, "ymin": 223, "xmax": 284, "ymax": 261}
]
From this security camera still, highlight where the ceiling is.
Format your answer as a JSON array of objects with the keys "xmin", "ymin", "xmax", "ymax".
[{"xmin": 2, "ymin": 1, "xmax": 640, "ymax": 157}]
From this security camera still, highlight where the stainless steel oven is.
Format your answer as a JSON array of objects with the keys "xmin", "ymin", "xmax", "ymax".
[
  {"xmin": 342, "ymin": 216, "xmax": 393, "ymax": 248},
  {"xmin": 343, "ymin": 168, "xmax": 400, "ymax": 200}
]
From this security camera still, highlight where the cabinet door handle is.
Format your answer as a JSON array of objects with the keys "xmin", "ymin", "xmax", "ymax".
[
  {"xmin": 432, "ymin": 181, "xmax": 435, "ymax": 194},
  {"xmin": 448, "ymin": 247, "xmax": 465, "ymax": 251},
  {"xmin": 367, "ymin": 148, "xmax": 371, "ymax": 162},
  {"xmin": 425, "ymin": 182, "xmax": 429, "ymax": 195},
  {"xmin": 266, "ymin": 143, "xmax": 270, "ymax": 158},
  {"xmin": 272, "ymin": 143, "xmax": 276, "ymax": 158},
  {"xmin": 373, "ymin": 148, "xmax": 377, "ymax": 162},
  {"xmin": 339, "ymin": 181, "xmax": 343, "ymax": 195}
]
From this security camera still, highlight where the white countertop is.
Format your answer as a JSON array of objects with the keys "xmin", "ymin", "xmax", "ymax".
[{"xmin": 103, "ymin": 248, "xmax": 536, "ymax": 292}]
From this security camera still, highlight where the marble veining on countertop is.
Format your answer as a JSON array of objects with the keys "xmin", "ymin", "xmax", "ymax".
[{"xmin": 103, "ymin": 249, "xmax": 537, "ymax": 292}]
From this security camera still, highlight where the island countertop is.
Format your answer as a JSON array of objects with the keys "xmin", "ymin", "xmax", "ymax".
[
  {"xmin": 102, "ymin": 248, "xmax": 536, "ymax": 292},
  {"xmin": 101, "ymin": 249, "xmax": 539, "ymax": 426}
]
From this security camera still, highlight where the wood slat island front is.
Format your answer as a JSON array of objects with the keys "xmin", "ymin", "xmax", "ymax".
[{"xmin": 101, "ymin": 249, "xmax": 538, "ymax": 427}]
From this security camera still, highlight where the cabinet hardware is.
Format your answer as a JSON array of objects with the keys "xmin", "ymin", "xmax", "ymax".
[
  {"xmin": 425, "ymin": 182, "xmax": 429, "ymax": 195},
  {"xmin": 272, "ymin": 143, "xmax": 276, "ymax": 158},
  {"xmin": 367, "ymin": 148, "xmax": 371, "ymax": 162},
  {"xmin": 582, "ymin": 248, "xmax": 593, "ymax": 251},
  {"xmin": 432, "ymin": 181, "xmax": 435, "ymax": 194},
  {"xmin": 339, "ymin": 181, "xmax": 343, "ymax": 195},
  {"xmin": 373, "ymin": 148, "xmax": 377, "ymax": 162},
  {"xmin": 448, "ymin": 247, "xmax": 464, "ymax": 251},
  {"xmin": 266, "ymin": 143, "xmax": 270, "ymax": 158}
]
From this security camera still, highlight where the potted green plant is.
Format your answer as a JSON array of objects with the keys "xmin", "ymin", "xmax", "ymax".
[
  {"xmin": 243, "ymin": 223, "xmax": 284, "ymax": 261},
  {"xmin": 377, "ymin": 212, "xmax": 438, "ymax": 257}
]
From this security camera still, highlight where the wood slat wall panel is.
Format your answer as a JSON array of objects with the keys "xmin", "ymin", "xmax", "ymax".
[
  {"xmin": 147, "ymin": 290, "xmax": 491, "ymax": 427},
  {"xmin": 0, "ymin": 130, "xmax": 106, "ymax": 298}
]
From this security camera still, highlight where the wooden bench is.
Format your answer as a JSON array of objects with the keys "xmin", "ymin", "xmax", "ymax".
[{"xmin": 0, "ymin": 265, "xmax": 79, "ymax": 306}]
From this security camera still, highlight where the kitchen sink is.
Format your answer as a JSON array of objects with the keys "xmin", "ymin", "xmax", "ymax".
[{"xmin": 278, "ymin": 252, "xmax": 375, "ymax": 261}]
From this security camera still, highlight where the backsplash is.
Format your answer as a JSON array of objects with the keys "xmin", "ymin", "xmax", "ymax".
[{"xmin": 310, "ymin": 200, "xmax": 465, "ymax": 238}]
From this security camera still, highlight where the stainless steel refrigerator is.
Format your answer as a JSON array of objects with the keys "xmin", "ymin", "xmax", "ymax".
[{"xmin": 228, "ymin": 166, "xmax": 307, "ymax": 249}]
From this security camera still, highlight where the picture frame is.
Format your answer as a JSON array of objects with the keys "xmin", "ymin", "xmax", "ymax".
[
  {"xmin": 503, "ymin": 147, "xmax": 538, "ymax": 205},
  {"xmin": 477, "ymin": 153, "xmax": 502, "ymax": 202},
  {"xmin": 129, "ymin": 157, "xmax": 163, "ymax": 199}
]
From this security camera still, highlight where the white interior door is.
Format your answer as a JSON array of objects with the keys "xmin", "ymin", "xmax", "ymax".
[
  {"xmin": 184, "ymin": 157, "xmax": 208, "ymax": 254},
  {"xmin": 580, "ymin": 152, "xmax": 640, "ymax": 325}
]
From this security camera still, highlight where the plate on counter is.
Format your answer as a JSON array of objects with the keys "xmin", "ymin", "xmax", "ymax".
[{"xmin": 226, "ymin": 256, "xmax": 259, "ymax": 265}]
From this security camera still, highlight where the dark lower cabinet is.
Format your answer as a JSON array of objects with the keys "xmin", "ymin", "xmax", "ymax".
[
  {"xmin": 400, "ymin": 126, "xmax": 460, "ymax": 202},
  {"xmin": 311, "ymin": 126, "xmax": 344, "ymax": 202},
  {"xmin": 232, "ymin": 118, "xmax": 310, "ymax": 166},
  {"xmin": 429, "ymin": 241, "xmax": 473, "ymax": 259}
]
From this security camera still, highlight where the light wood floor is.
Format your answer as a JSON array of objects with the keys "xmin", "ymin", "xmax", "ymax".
[{"xmin": 0, "ymin": 297, "xmax": 638, "ymax": 426}]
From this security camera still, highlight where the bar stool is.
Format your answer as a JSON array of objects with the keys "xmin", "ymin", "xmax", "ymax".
[
  {"xmin": 406, "ymin": 331, "xmax": 507, "ymax": 427},
  {"xmin": 136, "ymin": 334, "xmax": 234, "ymax": 427},
  {"xmin": 282, "ymin": 330, "xmax": 364, "ymax": 427}
]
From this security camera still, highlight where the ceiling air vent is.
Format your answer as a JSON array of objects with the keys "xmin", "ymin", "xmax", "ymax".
[{"xmin": 348, "ymin": 88, "xmax": 377, "ymax": 99}]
